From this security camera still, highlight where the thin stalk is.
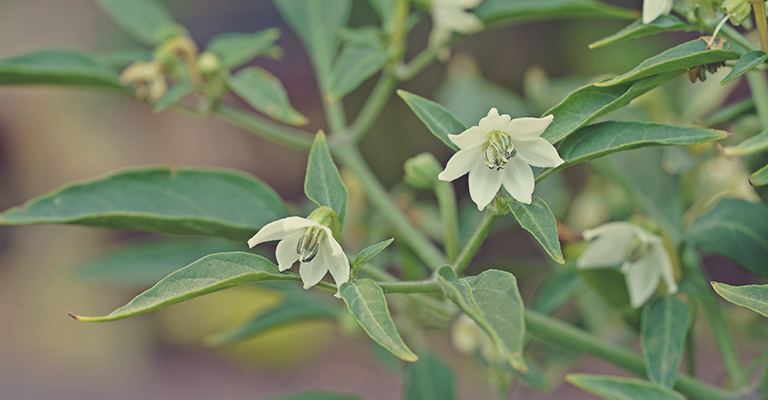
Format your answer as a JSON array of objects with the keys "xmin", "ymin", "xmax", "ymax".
[
  {"xmin": 747, "ymin": 71, "xmax": 768, "ymax": 130},
  {"xmin": 325, "ymin": 100, "xmax": 347, "ymax": 136},
  {"xmin": 753, "ymin": 0, "xmax": 768, "ymax": 52},
  {"xmin": 214, "ymin": 104, "xmax": 314, "ymax": 150},
  {"xmin": 685, "ymin": 320, "xmax": 698, "ymax": 377},
  {"xmin": 524, "ymin": 309, "xmax": 736, "ymax": 400},
  {"xmin": 359, "ymin": 264, "xmax": 456, "ymax": 319},
  {"xmin": 453, "ymin": 210, "xmax": 499, "ymax": 275},
  {"xmin": 396, "ymin": 45, "xmax": 443, "ymax": 81},
  {"xmin": 350, "ymin": 73, "xmax": 397, "ymax": 142},
  {"xmin": 378, "ymin": 278, "xmax": 442, "ymax": 293},
  {"xmin": 435, "ymin": 181, "xmax": 460, "ymax": 262}
]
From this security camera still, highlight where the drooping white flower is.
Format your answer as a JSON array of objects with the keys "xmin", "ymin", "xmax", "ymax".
[
  {"xmin": 429, "ymin": 0, "xmax": 484, "ymax": 60},
  {"xmin": 577, "ymin": 222, "xmax": 678, "ymax": 308},
  {"xmin": 438, "ymin": 108, "xmax": 564, "ymax": 210},
  {"xmin": 642, "ymin": 0, "xmax": 673, "ymax": 24},
  {"xmin": 247, "ymin": 216, "xmax": 350, "ymax": 297}
]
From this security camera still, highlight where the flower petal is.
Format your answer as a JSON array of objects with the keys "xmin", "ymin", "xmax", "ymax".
[
  {"xmin": 642, "ymin": 0, "xmax": 673, "ymax": 24},
  {"xmin": 299, "ymin": 251, "xmax": 330, "ymax": 290},
  {"xmin": 515, "ymin": 137, "xmax": 564, "ymax": 168},
  {"xmin": 275, "ymin": 231, "xmax": 303, "ymax": 272},
  {"xmin": 449, "ymin": 126, "xmax": 486, "ymax": 149},
  {"xmin": 478, "ymin": 108, "xmax": 502, "ymax": 132},
  {"xmin": 504, "ymin": 115, "xmax": 554, "ymax": 139},
  {"xmin": 434, "ymin": 6, "xmax": 483, "ymax": 34},
  {"xmin": 582, "ymin": 221, "xmax": 640, "ymax": 241},
  {"xmin": 468, "ymin": 163, "xmax": 503, "ymax": 210},
  {"xmin": 576, "ymin": 234, "xmax": 631, "ymax": 269},
  {"xmin": 441, "ymin": 0, "xmax": 484, "ymax": 8},
  {"xmin": 247, "ymin": 217, "xmax": 317, "ymax": 248},
  {"xmin": 438, "ymin": 147, "xmax": 482, "ymax": 182},
  {"xmin": 323, "ymin": 240, "xmax": 350, "ymax": 297},
  {"xmin": 501, "ymin": 157, "xmax": 534, "ymax": 204},
  {"xmin": 650, "ymin": 240, "xmax": 678, "ymax": 294},
  {"xmin": 624, "ymin": 256, "xmax": 661, "ymax": 308}
]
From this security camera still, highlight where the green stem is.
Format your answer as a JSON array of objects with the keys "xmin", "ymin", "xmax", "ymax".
[
  {"xmin": 333, "ymin": 144, "xmax": 448, "ymax": 270},
  {"xmin": 747, "ymin": 71, "xmax": 768, "ymax": 130},
  {"xmin": 359, "ymin": 264, "xmax": 457, "ymax": 319},
  {"xmin": 350, "ymin": 73, "xmax": 398, "ymax": 142},
  {"xmin": 435, "ymin": 181, "xmax": 460, "ymax": 262},
  {"xmin": 378, "ymin": 278, "xmax": 442, "ymax": 293},
  {"xmin": 214, "ymin": 104, "xmax": 314, "ymax": 150},
  {"xmin": 325, "ymin": 100, "xmax": 347, "ymax": 136},
  {"xmin": 752, "ymin": 0, "xmax": 768, "ymax": 52},
  {"xmin": 396, "ymin": 45, "xmax": 442, "ymax": 81},
  {"xmin": 453, "ymin": 210, "xmax": 499, "ymax": 275},
  {"xmin": 524, "ymin": 309, "xmax": 736, "ymax": 400},
  {"xmin": 685, "ymin": 319, "xmax": 698, "ymax": 377}
]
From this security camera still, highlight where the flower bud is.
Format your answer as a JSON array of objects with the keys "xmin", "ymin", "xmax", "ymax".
[
  {"xmin": 197, "ymin": 51, "xmax": 222, "ymax": 75},
  {"xmin": 404, "ymin": 153, "xmax": 443, "ymax": 189}
]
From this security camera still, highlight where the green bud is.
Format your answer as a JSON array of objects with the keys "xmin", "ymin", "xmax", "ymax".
[
  {"xmin": 404, "ymin": 153, "xmax": 443, "ymax": 189},
  {"xmin": 197, "ymin": 51, "xmax": 222, "ymax": 75},
  {"xmin": 723, "ymin": 0, "xmax": 751, "ymax": 25},
  {"xmin": 306, "ymin": 206, "xmax": 341, "ymax": 242}
]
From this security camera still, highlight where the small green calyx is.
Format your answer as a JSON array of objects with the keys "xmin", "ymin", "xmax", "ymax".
[
  {"xmin": 307, "ymin": 206, "xmax": 341, "ymax": 242},
  {"xmin": 404, "ymin": 153, "xmax": 443, "ymax": 189}
]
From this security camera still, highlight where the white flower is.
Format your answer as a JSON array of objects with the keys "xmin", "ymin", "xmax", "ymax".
[
  {"xmin": 577, "ymin": 222, "xmax": 678, "ymax": 308},
  {"xmin": 642, "ymin": 0, "xmax": 673, "ymax": 24},
  {"xmin": 451, "ymin": 313, "xmax": 504, "ymax": 364},
  {"xmin": 437, "ymin": 108, "xmax": 564, "ymax": 210},
  {"xmin": 247, "ymin": 216, "xmax": 350, "ymax": 297},
  {"xmin": 429, "ymin": 0, "xmax": 484, "ymax": 60}
]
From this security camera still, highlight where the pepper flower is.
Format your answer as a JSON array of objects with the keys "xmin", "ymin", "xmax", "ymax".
[
  {"xmin": 438, "ymin": 108, "xmax": 564, "ymax": 210},
  {"xmin": 429, "ymin": 0, "xmax": 484, "ymax": 60},
  {"xmin": 576, "ymin": 222, "xmax": 678, "ymax": 308},
  {"xmin": 247, "ymin": 208, "xmax": 350, "ymax": 297},
  {"xmin": 642, "ymin": 0, "xmax": 673, "ymax": 24}
]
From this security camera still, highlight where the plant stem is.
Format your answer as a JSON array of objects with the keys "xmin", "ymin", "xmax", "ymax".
[
  {"xmin": 524, "ymin": 309, "xmax": 736, "ymax": 400},
  {"xmin": 325, "ymin": 100, "xmax": 348, "ymax": 136},
  {"xmin": 435, "ymin": 181, "xmax": 460, "ymax": 262},
  {"xmin": 359, "ymin": 264, "xmax": 456, "ymax": 319},
  {"xmin": 350, "ymin": 73, "xmax": 397, "ymax": 142},
  {"xmin": 747, "ymin": 70, "xmax": 768, "ymax": 130},
  {"xmin": 378, "ymin": 278, "xmax": 442, "ymax": 293},
  {"xmin": 753, "ymin": 0, "xmax": 768, "ymax": 52},
  {"xmin": 686, "ymin": 320, "xmax": 698, "ymax": 377},
  {"xmin": 333, "ymin": 144, "xmax": 448, "ymax": 270},
  {"xmin": 396, "ymin": 45, "xmax": 442, "ymax": 81},
  {"xmin": 453, "ymin": 210, "xmax": 499, "ymax": 275},
  {"xmin": 214, "ymin": 104, "xmax": 314, "ymax": 150}
]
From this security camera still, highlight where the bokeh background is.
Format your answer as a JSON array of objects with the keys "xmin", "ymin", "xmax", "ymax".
[{"xmin": 0, "ymin": 0, "xmax": 764, "ymax": 399}]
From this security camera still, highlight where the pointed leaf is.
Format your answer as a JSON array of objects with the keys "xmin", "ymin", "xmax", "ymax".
[
  {"xmin": 305, "ymin": 132, "xmax": 348, "ymax": 229},
  {"xmin": 687, "ymin": 199, "xmax": 768, "ymax": 278},
  {"xmin": 436, "ymin": 266, "xmax": 527, "ymax": 372},
  {"xmin": 723, "ymin": 129, "xmax": 768, "ymax": 156},
  {"xmin": 0, "ymin": 50, "xmax": 124, "ymax": 90},
  {"xmin": 152, "ymin": 80, "xmax": 194, "ymax": 112},
  {"xmin": 351, "ymin": 238, "xmax": 394, "ymax": 277},
  {"xmin": 403, "ymin": 353, "xmax": 457, "ymax": 400},
  {"xmin": 750, "ymin": 163, "xmax": 768, "ymax": 186},
  {"xmin": 339, "ymin": 279, "xmax": 418, "ymax": 362},
  {"xmin": 589, "ymin": 16, "xmax": 695, "ymax": 49},
  {"xmin": 641, "ymin": 296, "xmax": 692, "ymax": 387},
  {"xmin": 567, "ymin": 374, "xmax": 685, "ymax": 400},
  {"xmin": 328, "ymin": 32, "xmax": 388, "ymax": 102},
  {"xmin": 507, "ymin": 197, "xmax": 564, "ymax": 264},
  {"xmin": 541, "ymin": 71, "xmax": 681, "ymax": 143},
  {"xmin": 721, "ymin": 51, "xmax": 767, "ymax": 85},
  {"xmin": 475, "ymin": 0, "xmax": 637, "ymax": 25},
  {"xmin": 397, "ymin": 90, "xmax": 465, "ymax": 151},
  {"xmin": 532, "ymin": 267, "xmax": 584, "ymax": 314},
  {"xmin": 712, "ymin": 282, "xmax": 768, "ymax": 318},
  {"xmin": 596, "ymin": 38, "xmax": 745, "ymax": 87},
  {"xmin": 228, "ymin": 66, "xmax": 308, "ymax": 126},
  {"xmin": 95, "ymin": 0, "xmax": 176, "ymax": 45},
  {"xmin": 368, "ymin": 0, "xmax": 397, "ymax": 29},
  {"xmin": 69, "ymin": 252, "xmax": 326, "ymax": 322},
  {"xmin": 206, "ymin": 29, "xmax": 282, "ymax": 70},
  {"xmin": 0, "ymin": 167, "xmax": 288, "ymax": 241}
]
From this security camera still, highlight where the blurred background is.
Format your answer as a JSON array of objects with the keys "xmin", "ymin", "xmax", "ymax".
[{"xmin": 0, "ymin": 0, "xmax": 764, "ymax": 399}]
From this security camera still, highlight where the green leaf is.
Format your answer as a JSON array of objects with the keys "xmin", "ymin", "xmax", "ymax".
[
  {"xmin": 95, "ymin": 0, "xmax": 176, "ymax": 45},
  {"xmin": 152, "ymin": 80, "xmax": 194, "ymax": 112},
  {"xmin": 723, "ymin": 129, "xmax": 768, "ymax": 156},
  {"xmin": 641, "ymin": 296, "xmax": 692, "ymax": 387},
  {"xmin": 207, "ymin": 295, "xmax": 338, "ymax": 345},
  {"xmin": 0, "ymin": 50, "xmax": 124, "ymax": 90},
  {"xmin": 555, "ymin": 121, "xmax": 729, "ymax": 168},
  {"xmin": 721, "ymin": 51, "xmax": 767, "ymax": 85},
  {"xmin": 589, "ymin": 16, "xmax": 695, "ymax": 49},
  {"xmin": 0, "ymin": 167, "xmax": 288, "ymax": 241},
  {"xmin": 474, "ymin": 0, "xmax": 638, "ymax": 25},
  {"xmin": 339, "ymin": 279, "xmax": 418, "ymax": 362},
  {"xmin": 596, "ymin": 38, "xmax": 745, "ymax": 87},
  {"xmin": 507, "ymin": 197, "xmax": 564, "ymax": 264},
  {"xmin": 206, "ymin": 29, "xmax": 281, "ymax": 70},
  {"xmin": 351, "ymin": 238, "xmax": 394, "ymax": 277},
  {"xmin": 71, "ymin": 238, "xmax": 241, "ymax": 287},
  {"xmin": 712, "ymin": 282, "xmax": 768, "ymax": 318},
  {"xmin": 368, "ymin": 0, "xmax": 397, "ymax": 29},
  {"xmin": 327, "ymin": 31, "xmax": 388, "ymax": 102},
  {"xmin": 97, "ymin": 47, "xmax": 152, "ymax": 68},
  {"xmin": 577, "ymin": 267, "xmax": 631, "ymax": 309},
  {"xmin": 687, "ymin": 199, "xmax": 768, "ymax": 278},
  {"xmin": 750, "ymin": 163, "xmax": 768, "ymax": 186},
  {"xmin": 227, "ymin": 67, "xmax": 308, "ymax": 126},
  {"xmin": 274, "ymin": 0, "xmax": 352, "ymax": 92},
  {"xmin": 265, "ymin": 392, "xmax": 363, "ymax": 400},
  {"xmin": 436, "ymin": 266, "xmax": 527, "ymax": 372},
  {"xmin": 541, "ymin": 71, "xmax": 681, "ymax": 143},
  {"xmin": 532, "ymin": 267, "xmax": 584, "ymax": 314},
  {"xmin": 69, "ymin": 252, "xmax": 317, "ymax": 322},
  {"xmin": 305, "ymin": 132, "xmax": 349, "ymax": 229},
  {"xmin": 403, "ymin": 353, "xmax": 457, "ymax": 400},
  {"xmin": 397, "ymin": 90, "xmax": 466, "ymax": 151},
  {"xmin": 567, "ymin": 374, "xmax": 685, "ymax": 400}
]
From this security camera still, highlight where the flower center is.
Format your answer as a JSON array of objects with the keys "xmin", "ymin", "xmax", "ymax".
[
  {"xmin": 483, "ymin": 131, "xmax": 516, "ymax": 171},
  {"xmin": 625, "ymin": 235, "xmax": 652, "ymax": 263},
  {"xmin": 296, "ymin": 226, "xmax": 324, "ymax": 263}
]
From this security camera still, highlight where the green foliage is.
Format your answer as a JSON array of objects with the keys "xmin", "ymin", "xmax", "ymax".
[
  {"xmin": 398, "ymin": 90, "xmax": 465, "ymax": 151},
  {"xmin": 437, "ymin": 266, "xmax": 527, "ymax": 372},
  {"xmin": 265, "ymin": 392, "xmax": 363, "ymax": 400},
  {"xmin": 403, "ymin": 353, "xmax": 457, "ymax": 400},
  {"xmin": 721, "ymin": 51, "xmax": 768, "ymax": 85},
  {"xmin": 339, "ymin": 279, "xmax": 418, "ymax": 362},
  {"xmin": 328, "ymin": 28, "xmax": 388, "ymax": 102},
  {"xmin": 351, "ymin": 238, "xmax": 394, "ymax": 278},
  {"xmin": 567, "ymin": 374, "xmax": 686, "ymax": 400},
  {"xmin": 305, "ymin": 132, "xmax": 349, "ymax": 229},
  {"xmin": 531, "ymin": 267, "xmax": 584, "ymax": 314},
  {"xmin": 723, "ymin": 129, "xmax": 768, "ymax": 156},
  {"xmin": 95, "ymin": 0, "xmax": 176, "ymax": 45},
  {"xmin": 507, "ymin": 196, "xmax": 565, "ymax": 264},
  {"xmin": 687, "ymin": 199, "xmax": 768, "ymax": 278},
  {"xmin": 589, "ymin": 16, "xmax": 695, "ymax": 49},
  {"xmin": 751, "ymin": 163, "xmax": 768, "ymax": 186},
  {"xmin": 0, "ymin": 167, "xmax": 288, "ymax": 241},
  {"xmin": 0, "ymin": 50, "xmax": 124, "ymax": 90},
  {"xmin": 206, "ymin": 29, "xmax": 281, "ymax": 70},
  {"xmin": 152, "ymin": 80, "xmax": 194, "ymax": 112},
  {"xmin": 227, "ymin": 67, "xmax": 308, "ymax": 126},
  {"xmin": 474, "ymin": 0, "xmax": 637, "ymax": 25},
  {"xmin": 712, "ymin": 283, "xmax": 768, "ymax": 318},
  {"xmin": 577, "ymin": 267, "xmax": 632, "ymax": 309},
  {"xmin": 641, "ymin": 296, "xmax": 692, "ymax": 387}
]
